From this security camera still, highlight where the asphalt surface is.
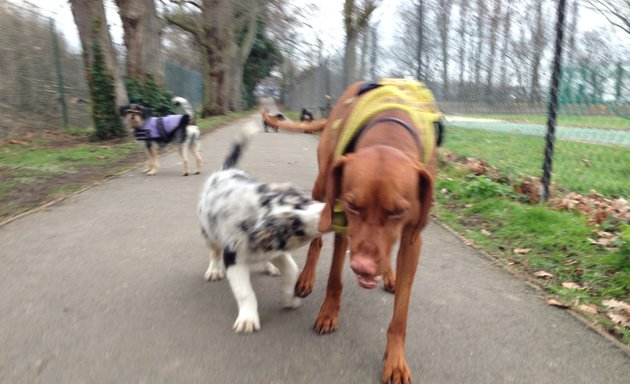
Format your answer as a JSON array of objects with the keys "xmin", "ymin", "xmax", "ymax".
[{"xmin": 1, "ymin": 115, "xmax": 629, "ymax": 384}]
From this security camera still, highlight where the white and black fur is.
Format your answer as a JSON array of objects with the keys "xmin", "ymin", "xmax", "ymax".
[
  {"xmin": 172, "ymin": 96, "xmax": 196, "ymax": 125},
  {"xmin": 120, "ymin": 97, "xmax": 202, "ymax": 176},
  {"xmin": 197, "ymin": 123, "xmax": 324, "ymax": 333}
]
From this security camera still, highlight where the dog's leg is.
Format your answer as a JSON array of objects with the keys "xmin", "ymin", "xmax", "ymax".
[
  {"xmin": 263, "ymin": 261, "xmax": 281, "ymax": 276},
  {"xmin": 313, "ymin": 233, "xmax": 347, "ymax": 334},
  {"xmin": 270, "ymin": 252, "xmax": 302, "ymax": 309},
  {"xmin": 147, "ymin": 144, "xmax": 159, "ymax": 176},
  {"xmin": 204, "ymin": 241, "xmax": 225, "ymax": 281},
  {"xmin": 143, "ymin": 146, "xmax": 152, "ymax": 173},
  {"xmin": 226, "ymin": 261, "xmax": 260, "ymax": 333},
  {"xmin": 382, "ymin": 228, "xmax": 421, "ymax": 384},
  {"xmin": 295, "ymin": 174, "xmax": 326, "ymax": 297},
  {"xmin": 295, "ymin": 237, "xmax": 322, "ymax": 297},
  {"xmin": 178, "ymin": 144, "xmax": 190, "ymax": 176},
  {"xmin": 382, "ymin": 264, "xmax": 396, "ymax": 294},
  {"xmin": 191, "ymin": 137, "xmax": 202, "ymax": 174}
]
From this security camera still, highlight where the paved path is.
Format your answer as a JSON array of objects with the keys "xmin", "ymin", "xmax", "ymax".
[
  {"xmin": 446, "ymin": 119, "xmax": 630, "ymax": 147},
  {"xmin": 1, "ymin": 116, "xmax": 629, "ymax": 383}
]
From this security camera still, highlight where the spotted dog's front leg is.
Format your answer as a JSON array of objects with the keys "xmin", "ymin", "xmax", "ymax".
[
  {"xmin": 224, "ymin": 248, "xmax": 260, "ymax": 333},
  {"xmin": 204, "ymin": 241, "xmax": 225, "ymax": 281},
  {"xmin": 271, "ymin": 252, "xmax": 302, "ymax": 309}
]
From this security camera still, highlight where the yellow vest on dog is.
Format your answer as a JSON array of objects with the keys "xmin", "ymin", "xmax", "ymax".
[{"xmin": 332, "ymin": 78, "xmax": 442, "ymax": 234}]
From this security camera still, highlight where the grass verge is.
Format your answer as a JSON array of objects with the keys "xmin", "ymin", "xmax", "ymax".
[
  {"xmin": 434, "ymin": 155, "xmax": 630, "ymax": 345},
  {"xmin": 0, "ymin": 111, "xmax": 254, "ymax": 222},
  {"xmin": 442, "ymin": 126, "xmax": 629, "ymax": 198}
]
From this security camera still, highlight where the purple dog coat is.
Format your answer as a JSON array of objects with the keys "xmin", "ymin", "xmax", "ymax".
[{"xmin": 134, "ymin": 115, "xmax": 186, "ymax": 141}]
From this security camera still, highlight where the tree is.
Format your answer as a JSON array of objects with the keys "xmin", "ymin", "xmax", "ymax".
[
  {"xmin": 70, "ymin": 0, "xmax": 126, "ymax": 139},
  {"xmin": 116, "ymin": 0, "xmax": 163, "ymax": 83},
  {"xmin": 242, "ymin": 24, "xmax": 282, "ymax": 108},
  {"xmin": 485, "ymin": 0, "xmax": 502, "ymax": 95},
  {"xmin": 528, "ymin": 0, "xmax": 548, "ymax": 102},
  {"xmin": 585, "ymin": 0, "xmax": 630, "ymax": 35},
  {"xmin": 436, "ymin": 0, "xmax": 455, "ymax": 99},
  {"xmin": 163, "ymin": 0, "xmax": 262, "ymax": 115},
  {"xmin": 342, "ymin": 0, "xmax": 380, "ymax": 86}
]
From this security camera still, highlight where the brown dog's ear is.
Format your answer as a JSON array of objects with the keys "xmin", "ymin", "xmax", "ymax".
[
  {"xmin": 318, "ymin": 157, "xmax": 347, "ymax": 233},
  {"xmin": 411, "ymin": 162, "xmax": 434, "ymax": 243}
]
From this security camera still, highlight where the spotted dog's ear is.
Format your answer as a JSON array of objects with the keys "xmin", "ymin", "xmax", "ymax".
[{"xmin": 119, "ymin": 105, "xmax": 130, "ymax": 116}]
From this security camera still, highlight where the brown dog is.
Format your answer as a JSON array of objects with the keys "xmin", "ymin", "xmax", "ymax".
[{"xmin": 263, "ymin": 79, "xmax": 442, "ymax": 384}]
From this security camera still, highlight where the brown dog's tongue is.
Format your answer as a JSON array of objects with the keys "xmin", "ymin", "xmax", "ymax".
[{"xmin": 356, "ymin": 274, "xmax": 379, "ymax": 289}]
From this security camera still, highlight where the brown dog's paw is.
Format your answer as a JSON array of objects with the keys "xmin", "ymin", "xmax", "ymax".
[
  {"xmin": 295, "ymin": 270, "xmax": 315, "ymax": 298},
  {"xmin": 183, "ymin": 172, "xmax": 189, "ymax": 176},
  {"xmin": 194, "ymin": 170, "xmax": 201, "ymax": 175},
  {"xmin": 313, "ymin": 313, "xmax": 338, "ymax": 334},
  {"xmin": 382, "ymin": 349, "xmax": 411, "ymax": 384},
  {"xmin": 383, "ymin": 274, "xmax": 396, "ymax": 294}
]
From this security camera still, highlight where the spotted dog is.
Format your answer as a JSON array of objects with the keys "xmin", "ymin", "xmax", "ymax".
[
  {"xmin": 120, "ymin": 98, "xmax": 202, "ymax": 176},
  {"xmin": 197, "ymin": 123, "xmax": 324, "ymax": 333}
]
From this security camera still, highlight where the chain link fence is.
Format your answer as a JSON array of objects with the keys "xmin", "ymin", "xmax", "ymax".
[
  {"xmin": 0, "ymin": 1, "xmax": 203, "ymax": 140},
  {"xmin": 0, "ymin": 1, "xmax": 91, "ymax": 138},
  {"xmin": 281, "ymin": 0, "xmax": 630, "ymax": 199}
]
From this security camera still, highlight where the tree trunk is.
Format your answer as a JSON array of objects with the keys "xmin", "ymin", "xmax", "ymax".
[
  {"xmin": 229, "ymin": 8, "xmax": 258, "ymax": 111},
  {"xmin": 529, "ymin": 0, "xmax": 546, "ymax": 102},
  {"xmin": 473, "ymin": 0, "xmax": 487, "ymax": 88},
  {"xmin": 116, "ymin": 0, "xmax": 163, "ymax": 83},
  {"xmin": 499, "ymin": 4, "xmax": 512, "ymax": 89},
  {"xmin": 457, "ymin": 0, "xmax": 469, "ymax": 85},
  {"xmin": 70, "ymin": 0, "xmax": 127, "ymax": 107},
  {"xmin": 485, "ymin": 0, "xmax": 502, "ymax": 96},
  {"xmin": 437, "ymin": 0, "xmax": 454, "ymax": 100}
]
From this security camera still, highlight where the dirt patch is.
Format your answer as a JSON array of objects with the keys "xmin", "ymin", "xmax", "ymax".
[{"xmin": 0, "ymin": 150, "xmax": 145, "ymax": 222}]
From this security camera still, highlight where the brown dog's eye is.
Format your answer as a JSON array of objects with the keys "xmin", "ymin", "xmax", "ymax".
[
  {"xmin": 345, "ymin": 201, "xmax": 361, "ymax": 216},
  {"xmin": 387, "ymin": 208, "xmax": 407, "ymax": 219}
]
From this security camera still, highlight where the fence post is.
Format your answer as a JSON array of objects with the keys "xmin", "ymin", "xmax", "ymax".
[
  {"xmin": 50, "ymin": 19, "xmax": 68, "ymax": 129},
  {"xmin": 540, "ymin": 0, "xmax": 566, "ymax": 203}
]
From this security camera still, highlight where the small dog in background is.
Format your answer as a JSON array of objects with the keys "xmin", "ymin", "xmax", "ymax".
[
  {"xmin": 262, "ymin": 110, "xmax": 284, "ymax": 133},
  {"xmin": 198, "ymin": 122, "xmax": 324, "ymax": 333},
  {"xmin": 300, "ymin": 108, "xmax": 313, "ymax": 122},
  {"xmin": 120, "ymin": 98, "xmax": 202, "ymax": 176}
]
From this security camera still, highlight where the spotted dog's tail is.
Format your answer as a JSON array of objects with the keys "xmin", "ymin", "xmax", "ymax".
[{"xmin": 222, "ymin": 122, "xmax": 261, "ymax": 170}]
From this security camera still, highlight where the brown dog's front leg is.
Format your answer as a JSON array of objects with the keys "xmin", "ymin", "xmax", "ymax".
[
  {"xmin": 314, "ymin": 234, "xmax": 347, "ymax": 334},
  {"xmin": 382, "ymin": 231, "xmax": 422, "ymax": 384},
  {"xmin": 295, "ymin": 237, "xmax": 322, "ymax": 297}
]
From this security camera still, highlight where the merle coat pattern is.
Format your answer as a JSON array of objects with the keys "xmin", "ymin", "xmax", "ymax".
[{"xmin": 197, "ymin": 123, "xmax": 324, "ymax": 333}]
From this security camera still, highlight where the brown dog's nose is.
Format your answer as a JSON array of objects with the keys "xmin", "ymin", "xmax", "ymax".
[{"xmin": 350, "ymin": 256, "xmax": 377, "ymax": 278}]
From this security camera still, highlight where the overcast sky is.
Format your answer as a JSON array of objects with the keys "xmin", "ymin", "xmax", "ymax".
[{"xmin": 26, "ymin": 0, "xmax": 628, "ymax": 58}]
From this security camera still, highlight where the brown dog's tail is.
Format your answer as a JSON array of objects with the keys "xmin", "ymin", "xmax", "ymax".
[{"xmin": 261, "ymin": 111, "xmax": 327, "ymax": 133}]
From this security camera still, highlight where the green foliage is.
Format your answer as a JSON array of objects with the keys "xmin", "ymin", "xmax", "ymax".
[
  {"xmin": 242, "ymin": 23, "xmax": 282, "ymax": 108},
  {"xmin": 89, "ymin": 41, "xmax": 125, "ymax": 140},
  {"xmin": 463, "ymin": 175, "xmax": 514, "ymax": 199},
  {"xmin": 619, "ymin": 224, "xmax": 630, "ymax": 260},
  {"xmin": 125, "ymin": 74, "xmax": 174, "ymax": 116}
]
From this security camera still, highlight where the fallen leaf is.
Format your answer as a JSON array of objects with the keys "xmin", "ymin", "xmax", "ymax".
[
  {"xmin": 578, "ymin": 304, "xmax": 598, "ymax": 314},
  {"xmin": 96, "ymin": 156, "xmax": 107, "ymax": 160},
  {"xmin": 534, "ymin": 270, "xmax": 554, "ymax": 279},
  {"xmin": 607, "ymin": 312, "xmax": 630, "ymax": 328},
  {"xmin": 547, "ymin": 299, "xmax": 569, "ymax": 308},
  {"xmin": 440, "ymin": 188, "xmax": 448, "ymax": 194},
  {"xmin": 561, "ymin": 282, "xmax": 583, "ymax": 290},
  {"xmin": 463, "ymin": 239, "xmax": 475, "ymax": 246},
  {"xmin": 513, "ymin": 248, "xmax": 532, "ymax": 254},
  {"xmin": 603, "ymin": 299, "xmax": 630, "ymax": 312},
  {"xmin": 480, "ymin": 229, "xmax": 492, "ymax": 236}
]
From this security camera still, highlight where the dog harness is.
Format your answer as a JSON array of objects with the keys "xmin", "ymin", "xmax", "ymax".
[
  {"xmin": 134, "ymin": 115, "xmax": 186, "ymax": 141},
  {"xmin": 331, "ymin": 78, "xmax": 442, "ymax": 234}
]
